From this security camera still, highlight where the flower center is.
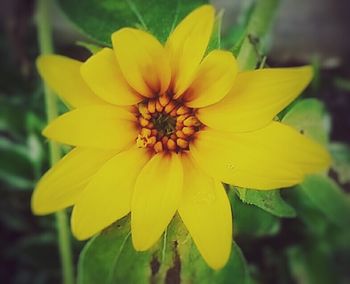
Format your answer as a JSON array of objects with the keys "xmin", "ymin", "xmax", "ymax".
[{"xmin": 136, "ymin": 94, "xmax": 202, "ymax": 153}]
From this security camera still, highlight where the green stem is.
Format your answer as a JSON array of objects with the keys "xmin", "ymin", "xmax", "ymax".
[
  {"xmin": 36, "ymin": 1, "xmax": 75, "ymax": 283},
  {"xmin": 237, "ymin": 0, "xmax": 280, "ymax": 71}
]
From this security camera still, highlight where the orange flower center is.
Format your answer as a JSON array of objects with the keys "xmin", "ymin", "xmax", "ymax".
[{"xmin": 135, "ymin": 94, "xmax": 202, "ymax": 153}]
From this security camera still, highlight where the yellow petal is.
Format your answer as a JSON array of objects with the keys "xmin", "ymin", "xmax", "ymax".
[
  {"xmin": 197, "ymin": 66, "xmax": 313, "ymax": 132},
  {"xmin": 190, "ymin": 122, "xmax": 331, "ymax": 190},
  {"xmin": 71, "ymin": 147, "xmax": 150, "ymax": 240},
  {"xmin": 31, "ymin": 147, "xmax": 117, "ymax": 215},
  {"xmin": 80, "ymin": 48, "xmax": 142, "ymax": 105},
  {"xmin": 131, "ymin": 153, "xmax": 183, "ymax": 250},
  {"xmin": 166, "ymin": 5, "xmax": 215, "ymax": 97},
  {"xmin": 43, "ymin": 105, "xmax": 137, "ymax": 149},
  {"xmin": 179, "ymin": 155, "xmax": 232, "ymax": 269},
  {"xmin": 112, "ymin": 28, "xmax": 171, "ymax": 97},
  {"xmin": 37, "ymin": 55, "xmax": 106, "ymax": 108},
  {"xmin": 184, "ymin": 50, "xmax": 238, "ymax": 108}
]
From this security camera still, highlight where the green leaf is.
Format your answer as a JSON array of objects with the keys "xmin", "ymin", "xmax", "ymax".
[
  {"xmin": 235, "ymin": 188, "xmax": 296, "ymax": 218},
  {"xmin": 300, "ymin": 174, "xmax": 350, "ymax": 227},
  {"xmin": 58, "ymin": 0, "xmax": 208, "ymax": 45},
  {"xmin": 329, "ymin": 142, "xmax": 350, "ymax": 184},
  {"xmin": 236, "ymin": 0, "xmax": 279, "ymax": 70},
  {"xmin": 284, "ymin": 186, "xmax": 329, "ymax": 236},
  {"xmin": 282, "ymin": 98, "xmax": 330, "ymax": 145},
  {"xmin": 79, "ymin": 214, "xmax": 250, "ymax": 283},
  {"xmin": 181, "ymin": 240, "xmax": 249, "ymax": 284},
  {"xmin": 229, "ymin": 191, "xmax": 280, "ymax": 237},
  {"xmin": 206, "ymin": 10, "xmax": 223, "ymax": 52},
  {"xmin": 155, "ymin": 216, "xmax": 250, "ymax": 284},
  {"xmin": 77, "ymin": 216, "xmax": 152, "ymax": 284}
]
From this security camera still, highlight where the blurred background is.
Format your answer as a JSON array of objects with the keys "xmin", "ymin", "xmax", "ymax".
[{"xmin": 0, "ymin": 0, "xmax": 349, "ymax": 283}]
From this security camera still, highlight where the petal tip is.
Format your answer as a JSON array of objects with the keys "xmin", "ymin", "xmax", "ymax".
[
  {"xmin": 31, "ymin": 193, "xmax": 46, "ymax": 216},
  {"xmin": 41, "ymin": 122, "xmax": 55, "ymax": 140},
  {"xmin": 291, "ymin": 65, "xmax": 314, "ymax": 88},
  {"xmin": 131, "ymin": 234, "xmax": 152, "ymax": 252},
  {"xmin": 197, "ymin": 4, "xmax": 216, "ymax": 15},
  {"xmin": 71, "ymin": 212, "xmax": 93, "ymax": 241},
  {"xmin": 111, "ymin": 27, "xmax": 137, "ymax": 44},
  {"xmin": 204, "ymin": 243, "xmax": 232, "ymax": 270},
  {"xmin": 71, "ymin": 228, "xmax": 90, "ymax": 241},
  {"xmin": 31, "ymin": 186, "xmax": 54, "ymax": 216}
]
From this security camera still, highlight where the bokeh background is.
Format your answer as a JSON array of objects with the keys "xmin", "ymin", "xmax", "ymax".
[{"xmin": 0, "ymin": 0, "xmax": 349, "ymax": 283}]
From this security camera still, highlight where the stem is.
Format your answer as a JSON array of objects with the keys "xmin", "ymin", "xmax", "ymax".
[
  {"xmin": 237, "ymin": 0, "xmax": 280, "ymax": 71},
  {"xmin": 36, "ymin": 1, "xmax": 75, "ymax": 283}
]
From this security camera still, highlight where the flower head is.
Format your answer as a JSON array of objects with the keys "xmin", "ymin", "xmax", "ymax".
[{"xmin": 32, "ymin": 5, "xmax": 330, "ymax": 269}]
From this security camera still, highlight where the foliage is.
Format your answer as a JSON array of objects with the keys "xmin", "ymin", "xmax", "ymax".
[
  {"xmin": 58, "ymin": 0, "xmax": 208, "ymax": 45},
  {"xmin": 78, "ymin": 215, "xmax": 250, "ymax": 284},
  {"xmin": 1, "ymin": 0, "xmax": 349, "ymax": 283}
]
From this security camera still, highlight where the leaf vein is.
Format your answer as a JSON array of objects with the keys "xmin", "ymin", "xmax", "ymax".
[{"xmin": 125, "ymin": 0, "xmax": 148, "ymax": 30}]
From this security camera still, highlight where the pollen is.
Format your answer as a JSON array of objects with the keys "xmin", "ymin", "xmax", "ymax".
[{"xmin": 136, "ymin": 94, "xmax": 203, "ymax": 153}]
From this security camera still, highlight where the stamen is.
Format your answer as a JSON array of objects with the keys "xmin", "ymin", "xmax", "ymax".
[
  {"xmin": 148, "ymin": 100, "xmax": 156, "ymax": 113},
  {"xmin": 139, "ymin": 117, "xmax": 149, "ymax": 127},
  {"xmin": 182, "ymin": 126, "xmax": 195, "ymax": 136},
  {"xmin": 138, "ymin": 103, "xmax": 151, "ymax": 119},
  {"xmin": 154, "ymin": 141, "xmax": 163, "ymax": 153},
  {"xmin": 136, "ymin": 134, "xmax": 150, "ymax": 148},
  {"xmin": 141, "ymin": 127, "xmax": 151, "ymax": 137},
  {"xmin": 183, "ymin": 116, "xmax": 199, "ymax": 127},
  {"xmin": 170, "ymin": 108, "xmax": 177, "ymax": 117},
  {"xmin": 175, "ymin": 130, "xmax": 186, "ymax": 139},
  {"xmin": 176, "ymin": 106, "xmax": 189, "ymax": 115},
  {"xmin": 159, "ymin": 94, "xmax": 170, "ymax": 106},
  {"xmin": 155, "ymin": 100, "xmax": 163, "ymax": 112},
  {"xmin": 148, "ymin": 136, "xmax": 157, "ymax": 146},
  {"xmin": 164, "ymin": 101, "xmax": 176, "ymax": 114},
  {"xmin": 177, "ymin": 138, "xmax": 189, "ymax": 149},
  {"xmin": 177, "ymin": 114, "xmax": 189, "ymax": 123},
  {"xmin": 136, "ymin": 95, "xmax": 202, "ymax": 153},
  {"xmin": 167, "ymin": 139, "xmax": 176, "ymax": 151}
]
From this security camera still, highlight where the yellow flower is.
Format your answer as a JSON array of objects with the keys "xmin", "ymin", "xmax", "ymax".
[{"xmin": 32, "ymin": 5, "xmax": 330, "ymax": 269}]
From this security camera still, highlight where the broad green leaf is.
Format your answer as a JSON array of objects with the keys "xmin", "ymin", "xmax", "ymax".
[
  {"xmin": 229, "ymin": 191, "xmax": 280, "ymax": 237},
  {"xmin": 329, "ymin": 142, "xmax": 350, "ymax": 184},
  {"xmin": 284, "ymin": 186, "xmax": 329, "ymax": 236},
  {"xmin": 77, "ymin": 216, "xmax": 152, "ymax": 284},
  {"xmin": 236, "ymin": 0, "xmax": 279, "ymax": 70},
  {"xmin": 79, "ymin": 214, "xmax": 250, "ymax": 283},
  {"xmin": 181, "ymin": 241, "xmax": 249, "ymax": 284},
  {"xmin": 300, "ymin": 174, "xmax": 350, "ymax": 227},
  {"xmin": 235, "ymin": 188, "xmax": 296, "ymax": 218},
  {"xmin": 206, "ymin": 10, "xmax": 223, "ymax": 53},
  {"xmin": 282, "ymin": 98, "xmax": 330, "ymax": 145},
  {"xmin": 58, "ymin": 0, "xmax": 208, "ymax": 45},
  {"xmin": 154, "ymin": 215, "xmax": 250, "ymax": 284}
]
